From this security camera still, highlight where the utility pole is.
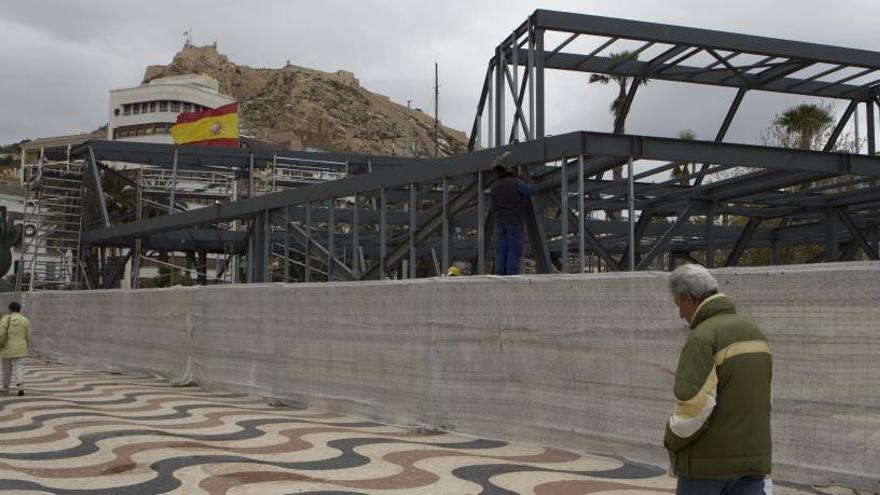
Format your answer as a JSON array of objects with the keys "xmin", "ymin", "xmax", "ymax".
[{"xmin": 434, "ymin": 62, "xmax": 439, "ymax": 158}]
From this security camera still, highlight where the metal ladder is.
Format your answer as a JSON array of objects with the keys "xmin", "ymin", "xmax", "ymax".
[{"xmin": 16, "ymin": 160, "xmax": 85, "ymax": 291}]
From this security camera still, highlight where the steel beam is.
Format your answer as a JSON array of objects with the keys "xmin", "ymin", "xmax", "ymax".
[
  {"xmin": 824, "ymin": 100, "xmax": 859, "ymax": 152},
  {"xmin": 87, "ymin": 146, "xmax": 110, "ymax": 228},
  {"xmin": 532, "ymin": 10, "xmax": 880, "ymax": 70},
  {"xmin": 546, "ymin": 192, "xmax": 619, "ymax": 270},
  {"xmin": 522, "ymin": 50, "xmax": 873, "ymax": 99},
  {"xmin": 837, "ymin": 208, "xmax": 879, "ymax": 260},
  {"xmin": 83, "ymin": 132, "xmax": 880, "ymax": 245},
  {"xmin": 467, "ymin": 64, "xmax": 493, "ymax": 152},
  {"xmin": 637, "ymin": 203, "xmax": 696, "ymax": 270},
  {"xmin": 724, "ymin": 216, "xmax": 762, "ymax": 267},
  {"xmin": 281, "ymin": 220, "xmax": 354, "ymax": 280},
  {"xmin": 613, "ymin": 79, "xmax": 641, "ymax": 134}
]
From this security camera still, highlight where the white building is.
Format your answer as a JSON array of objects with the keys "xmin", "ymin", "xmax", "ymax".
[{"xmin": 107, "ymin": 74, "xmax": 235, "ymax": 144}]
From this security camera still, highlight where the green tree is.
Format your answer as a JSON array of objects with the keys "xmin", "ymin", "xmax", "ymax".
[
  {"xmin": 771, "ymin": 103, "xmax": 833, "ymax": 150},
  {"xmin": 589, "ymin": 51, "xmax": 648, "ymax": 180},
  {"xmin": 671, "ymin": 130, "xmax": 697, "ymax": 185}
]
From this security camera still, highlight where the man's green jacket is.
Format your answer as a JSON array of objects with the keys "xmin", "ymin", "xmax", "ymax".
[{"xmin": 664, "ymin": 294, "xmax": 772, "ymax": 479}]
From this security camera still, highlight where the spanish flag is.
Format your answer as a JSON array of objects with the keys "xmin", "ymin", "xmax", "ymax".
[{"xmin": 171, "ymin": 102, "xmax": 239, "ymax": 148}]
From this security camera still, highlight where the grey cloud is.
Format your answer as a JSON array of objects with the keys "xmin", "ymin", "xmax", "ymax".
[{"xmin": 2, "ymin": 0, "xmax": 878, "ymax": 147}]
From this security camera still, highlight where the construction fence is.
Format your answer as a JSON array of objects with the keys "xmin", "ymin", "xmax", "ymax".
[{"xmin": 6, "ymin": 262, "xmax": 879, "ymax": 489}]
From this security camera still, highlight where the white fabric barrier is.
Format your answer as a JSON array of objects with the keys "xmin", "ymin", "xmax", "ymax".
[{"xmin": 6, "ymin": 262, "xmax": 878, "ymax": 489}]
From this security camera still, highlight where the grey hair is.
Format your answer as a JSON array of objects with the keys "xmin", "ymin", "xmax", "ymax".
[{"xmin": 668, "ymin": 263, "xmax": 718, "ymax": 300}]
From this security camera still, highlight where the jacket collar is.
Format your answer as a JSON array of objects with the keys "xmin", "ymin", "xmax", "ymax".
[{"xmin": 689, "ymin": 293, "xmax": 736, "ymax": 329}]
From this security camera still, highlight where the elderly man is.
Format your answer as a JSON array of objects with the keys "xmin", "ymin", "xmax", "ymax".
[{"xmin": 666, "ymin": 264, "xmax": 773, "ymax": 495}]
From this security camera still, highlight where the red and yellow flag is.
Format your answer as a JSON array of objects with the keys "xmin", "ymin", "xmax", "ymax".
[{"xmin": 171, "ymin": 102, "xmax": 239, "ymax": 148}]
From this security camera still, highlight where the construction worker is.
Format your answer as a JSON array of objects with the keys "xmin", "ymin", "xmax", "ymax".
[{"xmin": 490, "ymin": 165, "xmax": 537, "ymax": 275}]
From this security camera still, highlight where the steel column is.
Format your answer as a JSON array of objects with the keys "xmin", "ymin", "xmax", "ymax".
[
  {"xmin": 327, "ymin": 198, "xmax": 335, "ymax": 281},
  {"xmin": 495, "ymin": 47, "xmax": 505, "ymax": 147},
  {"xmin": 248, "ymin": 152, "xmax": 255, "ymax": 198},
  {"xmin": 441, "ymin": 176, "xmax": 450, "ymax": 272},
  {"xmin": 284, "ymin": 206, "xmax": 290, "ymax": 282},
  {"xmin": 352, "ymin": 193, "xmax": 360, "ymax": 279},
  {"xmin": 528, "ymin": 22, "xmax": 535, "ymax": 140},
  {"xmin": 379, "ymin": 188, "xmax": 386, "ymax": 279},
  {"xmin": 409, "ymin": 184, "xmax": 417, "ymax": 278},
  {"xmin": 548, "ymin": 192, "xmax": 618, "ymax": 271},
  {"xmin": 477, "ymin": 172, "xmax": 485, "ymax": 274},
  {"xmin": 131, "ymin": 167, "xmax": 143, "ymax": 288},
  {"xmin": 535, "ymin": 27, "xmax": 545, "ymax": 139},
  {"xmin": 169, "ymin": 149, "xmax": 178, "ymax": 214},
  {"xmin": 488, "ymin": 63, "xmax": 494, "ymax": 148},
  {"xmin": 560, "ymin": 157, "xmax": 568, "ymax": 271},
  {"xmin": 304, "ymin": 202, "xmax": 311, "ymax": 282},
  {"xmin": 512, "ymin": 31, "xmax": 520, "ymax": 143},
  {"xmin": 867, "ymin": 100, "xmax": 876, "ymax": 155},
  {"xmin": 577, "ymin": 154, "xmax": 585, "ymax": 272},
  {"xmin": 627, "ymin": 155, "xmax": 635, "ymax": 270}
]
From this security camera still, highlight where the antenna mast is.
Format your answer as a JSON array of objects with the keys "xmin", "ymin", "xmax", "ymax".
[{"xmin": 434, "ymin": 62, "xmax": 439, "ymax": 158}]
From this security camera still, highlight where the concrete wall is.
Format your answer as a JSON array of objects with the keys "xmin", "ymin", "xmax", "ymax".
[{"xmin": 7, "ymin": 262, "xmax": 879, "ymax": 489}]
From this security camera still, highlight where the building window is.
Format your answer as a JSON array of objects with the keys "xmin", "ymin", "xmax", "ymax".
[
  {"xmin": 182, "ymin": 102, "xmax": 192, "ymax": 113},
  {"xmin": 159, "ymin": 100, "xmax": 168, "ymax": 112},
  {"xmin": 170, "ymin": 101, "xmax": 180, "ymax": 112},
  {"xmin": 132, "ymin": 104, "xmax": 140, "ymax": 115},
  {"xmin": 123, "ymin": 104, "xmax": 131, "ymax": 116},
  {"xmin": 149, "ymin": 101, "xmax": 156, "ymax": 113}
]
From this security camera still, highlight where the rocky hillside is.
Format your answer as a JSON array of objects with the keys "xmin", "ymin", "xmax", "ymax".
[{"xmin": 143, "ymin": 44, "xmax": 469, "ymax": 157}]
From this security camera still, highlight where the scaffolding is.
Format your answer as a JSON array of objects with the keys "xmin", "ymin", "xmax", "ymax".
[{"xmin": 17, "ymin": 159, "xmax": 85, "ymax": 290}]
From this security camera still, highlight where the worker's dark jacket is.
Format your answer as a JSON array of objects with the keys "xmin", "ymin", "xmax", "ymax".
[
  {"xmin": 491, "ymin": 176, "xmax": 537, "ymax": 225},
  {"xmin": 664, "ymin": 294, "xmax": 773, "ymax": 479}
]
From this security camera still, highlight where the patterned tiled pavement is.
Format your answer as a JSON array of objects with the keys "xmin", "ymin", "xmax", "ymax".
[{"xmin": 0, "ymin": 360, "xmax": 816, "ymax": 495}]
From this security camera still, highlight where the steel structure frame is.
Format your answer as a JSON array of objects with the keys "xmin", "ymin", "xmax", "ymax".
[{"xmin": 73, "ymin": 10, "xmax": 880, "ymax": 286}]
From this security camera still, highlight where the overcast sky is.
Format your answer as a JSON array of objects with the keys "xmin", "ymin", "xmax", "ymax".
[{"xmin": 3, "ymin": 0, "xmax": 879, "ymax": 147}]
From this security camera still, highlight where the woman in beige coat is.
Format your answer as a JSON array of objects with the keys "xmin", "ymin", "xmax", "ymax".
[{"xmin": 0, "ymin": 301, "xmax": 31, "ymax": 396}]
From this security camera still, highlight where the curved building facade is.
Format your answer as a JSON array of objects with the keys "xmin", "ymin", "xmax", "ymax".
[{"xmin": 107, "ymin": 74, "xmax": 235, "ymax": 144}]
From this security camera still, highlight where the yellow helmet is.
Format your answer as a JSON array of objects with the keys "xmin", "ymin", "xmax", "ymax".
[{"xmin": 446, "ymin": 266, "xmax": 461, "ymax": 277}]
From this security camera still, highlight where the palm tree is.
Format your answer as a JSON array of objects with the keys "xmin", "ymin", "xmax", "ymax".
[
  {"xmin": 671, "ymin": 130, "xmax": 696, "ymax": 185},
  {"xmin": 774, "ymin": 103, "xmax": 833, "ymax": 150},
  {"xmin": 589, "ymin": 51, "xmax": 649, "ymax": 180}
]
